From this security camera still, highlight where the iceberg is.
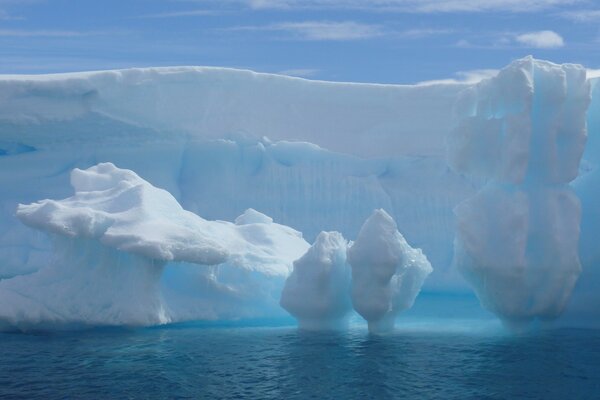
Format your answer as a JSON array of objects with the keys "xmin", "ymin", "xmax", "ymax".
[
  {"xmin": 0, "ymin": 163, "xmax": 309, "ymax": 330},
  {"xmin": 0, "ymin": 56, "xmax": 599, "ymax": 330},
  {"xmin": 449, "ymin": 57, "xmax": 590, "ymax": 329},
  {"xmin": 348, "ymin": 209, "xmax": 433, "ymax": 333},
  {"xmin": 280, "ymin": 231, "xmax": 352, "ymax": 330}
]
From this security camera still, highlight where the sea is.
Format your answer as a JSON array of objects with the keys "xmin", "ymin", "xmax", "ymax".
[{"xmin": 1, "ymin": 320, "xmax": 599, "ymax": 399}]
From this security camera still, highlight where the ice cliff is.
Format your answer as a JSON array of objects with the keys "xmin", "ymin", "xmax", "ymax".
[{"xmin": 0, "ymin": 56, "xmax": 599, "ymax": 330}]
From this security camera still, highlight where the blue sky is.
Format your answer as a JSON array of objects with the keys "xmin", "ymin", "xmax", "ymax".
[{"xmin": 0, "ymin": 0, "xmax": 599, "ymax": 83}]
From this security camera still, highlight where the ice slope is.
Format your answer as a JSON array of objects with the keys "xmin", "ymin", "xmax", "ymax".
[
  {"xmin": 449, "ymin": 57, "xmax": 590, "ymax": 329},
  {"xmin": 0, "ymin": 163, "xmax": 309, "ymax": 330}
]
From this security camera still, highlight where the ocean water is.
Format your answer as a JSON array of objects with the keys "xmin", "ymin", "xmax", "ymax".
[{"xmin": 1, "ymin": 322, "xmax": 599, "ymax": 399}]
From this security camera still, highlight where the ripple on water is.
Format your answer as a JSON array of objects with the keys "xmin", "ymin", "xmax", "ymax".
[{"xmin": 1, "ymin": 325, "xmax": 599, "ymax": 399}]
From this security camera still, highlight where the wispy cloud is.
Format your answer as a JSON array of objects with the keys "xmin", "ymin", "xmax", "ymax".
[
  {"xmin": 0, "ymin": 29, "xmax": 85, "ymax": 37},
  {"xmin": 399, "ymin": 28, "xmax": 455, "ymax": 38},
  {"xmin": 0, "ymin": 29, "xmax": 122, "ymax": 38},
  {"xmin": 137, "ymin": 9, "xmax": 219, "ymax": 19},
  {"xmin": 455, "ymin": 30, "xmax": 564, "ymax": 49},
  {"xmin": 231, "ymin": 21, "xmax": 385, "ymax": 40},
  {"xmin": 559, "ymin": 9, "xmax": 600, "ymax": 22},
  {"xmin": 515, "ymin": 30, "xmax": 564, "ymax": 48},
  {"xmin": 199, "ymin": 0, "xmax": 583, "ymax": 13},
  {"xmin": 227, "ymin": 21, "xmax": 456, "ymax": 41}
]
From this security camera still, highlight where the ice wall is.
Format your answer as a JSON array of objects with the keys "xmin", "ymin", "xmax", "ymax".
[
  {"xmin": 0, "ymin": 69, "xmax": 472, "ymax": 293},
  {"xmin": 449, "ymin": 57, "xmax": 591, "ymax": 329},
  {"xmin": 0, "ymin": 67, "xmax": 464, "ymax": 158}
]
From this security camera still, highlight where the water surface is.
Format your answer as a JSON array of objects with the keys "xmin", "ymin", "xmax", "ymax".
[{"xmin": 1, "ymin": 323, "xmax": 599, "ymax": 399}]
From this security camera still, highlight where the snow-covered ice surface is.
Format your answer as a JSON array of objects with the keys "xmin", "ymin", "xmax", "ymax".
[{"xmin": 1, "ymin": 57, "xmax": 599, "ymax": 330}]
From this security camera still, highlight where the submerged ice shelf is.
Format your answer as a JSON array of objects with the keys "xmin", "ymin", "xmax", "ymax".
[{"xmin": 0, "ymin": 56, "xmax": 599, "ymax": 331}]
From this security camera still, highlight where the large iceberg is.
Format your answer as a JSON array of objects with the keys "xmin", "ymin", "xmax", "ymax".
[
  {"xmin": 0, "ymin": 163, "xmax": 309, "ymax": 330},
  {"xmin": 449, "ymin": 57, "xmax": 590, "ymax": 329},
  {"xmin": 1, "ymin": 56, "xmax": 599, "ymax": 330}
]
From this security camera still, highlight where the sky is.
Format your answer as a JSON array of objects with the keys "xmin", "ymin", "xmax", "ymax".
[{"xmin": 0, "ymin": 0, "xmax": 599, "ymax": 84}]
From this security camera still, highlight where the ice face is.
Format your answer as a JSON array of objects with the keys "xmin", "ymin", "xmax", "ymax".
[
  {"xmin": 0, "ymin": 163, "xmax": 309, "ymax": 330},
  {"xmin": 449, "ymin": 57, "xmax": 590, "ymax": 329},
  {"xmin": 347, "ymin": 209, "xmax": 432, "ymax": 333},
  {"xmin": 280, "ymin": 231, "xmax": 352, "ymax": 330}
]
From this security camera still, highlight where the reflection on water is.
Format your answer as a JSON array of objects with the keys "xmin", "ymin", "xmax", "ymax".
[{"xmin": 1, "ymin": 324, "xmax": 599, "ymax": 399}]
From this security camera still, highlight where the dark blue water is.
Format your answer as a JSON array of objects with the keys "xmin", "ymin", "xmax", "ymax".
[{"xmin": 1, "ymin": 323, "xmax": 599, "ymax": 399}]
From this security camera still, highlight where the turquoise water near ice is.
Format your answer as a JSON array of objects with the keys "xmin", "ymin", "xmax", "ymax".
[{"xmin": 1, "ymin": 321, "xmax": 599, "ymax": 399}]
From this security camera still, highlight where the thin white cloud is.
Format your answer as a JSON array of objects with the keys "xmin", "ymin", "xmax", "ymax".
[
  {"xmin": 228, "ymin": 22, "xmax": 455, "ymax": 41},
  {"xmin": 399, "ymin": 28, "xmax": 455, "ymax": 38},
  {"xmin": 560, "ymin": 9, "xmax": 600, "ymax": 21},
  {"xmin": 516, "ymin": 30, "xmax": 564, "ymax": 48},
  {"xmin": 455, "ymin": 30, "xmax": 565, "ymax": 49},
  {"xmin": 201, "ymin": 0, "xmax": 583, "ymax": 13},
  {"xmin": 0, "ymin": 29, "xmax": 122, "ymax": 38},
  {"xmin": 0, "ymin": 29, "xmax": 85, "ymax": 37},
  {"xmin": 232, "ymin": 21, "xmax": 385, "ymax": 40},
  {"xmin": 137, "ymin": 9, "xmax": 219, "ymax": 19}
]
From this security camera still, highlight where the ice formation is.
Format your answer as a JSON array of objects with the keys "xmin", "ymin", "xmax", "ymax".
[
  {"xmin": 449, "ymin": 57, "xmax": 591, "ymax": 329},
  {"xmin": 347, "ymin": 210, "xmax": 433, "ymax": 333},
  {"xmin": 0, "ymin": 56, "xmax": 599, "ymax": 330},
  {"xmin": 280, "ymin": 231, "xmax": 352, "ymax": 330},
  {"xmin": 0, "ymin": 163, "xmax": 309, "ymax": 330}
]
